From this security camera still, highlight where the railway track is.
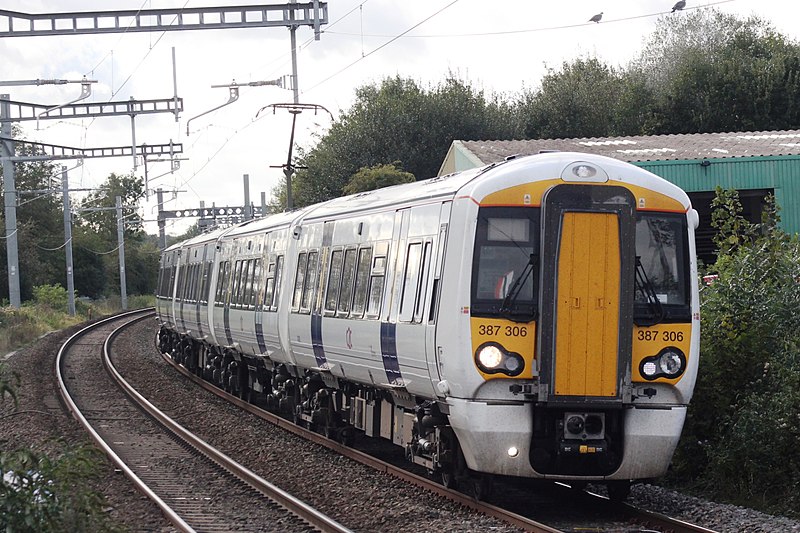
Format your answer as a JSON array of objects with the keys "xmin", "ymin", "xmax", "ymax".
[
  {"xmin": 56, "ymin": 310, "xmax": 351, "ymax": 533},
  {"xmin": 152, "ymin": 328, "xmax": 719, "ymax": 533}
]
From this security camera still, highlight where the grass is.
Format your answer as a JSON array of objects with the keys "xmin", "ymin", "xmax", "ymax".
[{"xmin": 0, "ymin": 295, "xmax": 155, "ymax": 356}]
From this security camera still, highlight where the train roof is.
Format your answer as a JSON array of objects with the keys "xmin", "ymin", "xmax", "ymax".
[{"xmin": 164, "ymin": 152, "xmax": 689, "ymax": 250}]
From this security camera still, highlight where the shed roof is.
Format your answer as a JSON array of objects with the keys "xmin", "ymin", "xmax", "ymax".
[{"xmin": 440, "ymin": 130, "xmax": 800, "ymax": 175}]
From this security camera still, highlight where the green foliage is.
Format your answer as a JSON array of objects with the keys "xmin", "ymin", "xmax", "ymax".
[
  {"xmin": 279, "ymin": 75, "xmax": 519, "ymax": 208},
  {"xmin": 343, "ymin": 163, "xmax": 416, "ymax": 195},
  {"xmin": 0, "ymin": 446, "xmax": 122, "ymax": 533},
  {"xmin": 670, "ymin": 189, "xmax": 800, "ymax": 516},
  {"xmin": 518, "ymin": 58, "xmax": 656, "ymax": 139},
  {"xmin": 31, "ymin": 284, "xmax": 69, "ymax": 311},
  {"xmin": 0, "ymin": 145, "xmax": 64, "ymax": 302},
  {"xmin": 635, "ymin": 10, "xmax": 800, "ymax": 133}
]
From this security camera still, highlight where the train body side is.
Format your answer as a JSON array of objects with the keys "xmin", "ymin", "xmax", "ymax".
[{"xmin": 156, "ymin": 152, "xmax": 699, "ymax": 490}]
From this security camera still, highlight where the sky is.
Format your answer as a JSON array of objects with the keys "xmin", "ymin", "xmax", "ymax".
[{"xmin": 0, "ymin": 0, "xmax": 795, "ymax": 236}]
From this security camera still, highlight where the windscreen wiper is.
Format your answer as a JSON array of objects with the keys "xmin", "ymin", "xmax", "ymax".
[
  {"xmin": 634, "ymin": 256, "xmax": 664, "ymax": 326},
  {"xmin": 499, "ymin": 253, "xmax": 538, "ymax": 323}
]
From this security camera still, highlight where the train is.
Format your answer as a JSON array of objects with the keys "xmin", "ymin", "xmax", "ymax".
[{"xmin": 156, "ymin": 151, "xmax": 700, "ymax": 500}]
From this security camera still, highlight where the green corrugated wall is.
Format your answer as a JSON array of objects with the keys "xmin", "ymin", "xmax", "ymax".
[{"xmin": 635, "ymin": 155, "xmax": 800, "ymax": 234}]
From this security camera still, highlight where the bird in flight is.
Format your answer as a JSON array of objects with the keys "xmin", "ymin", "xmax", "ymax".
[
  {"xmin": 672, "ymin": 1, "xmax": 686, "ymax": 12},
  {"xmin": 589, "ymin": 12, "xmax": 603, "ymax": 23}
]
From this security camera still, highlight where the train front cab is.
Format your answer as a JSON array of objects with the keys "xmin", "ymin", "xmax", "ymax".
[{"xmin": 447, "ymin": 158, "xmax": 699, "ymax": 495}]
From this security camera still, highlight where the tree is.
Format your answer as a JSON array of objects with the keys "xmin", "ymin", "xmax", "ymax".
[
  {"xmin": 634, "ymin": 9, "xmax": 800, "ymax": 133},
  {"xmin": 0, "ymin": 137, "xmax": 65, "ymax": 302},
  {"xmin": 342, "ymin": 163, "xmax": 415, "ymax": 195},
  {"xmin": 72, "ymin": 173, "xmax": 154, "ymax": 298},
  {"xmin": 517, "ymin": 58, "xmax": 656, "ymax": 139},
  {"xmin": 277, "ymin": 76, "xmax": 519, "ymax": 209}
]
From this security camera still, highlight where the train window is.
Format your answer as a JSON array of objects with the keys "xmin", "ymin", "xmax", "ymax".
[
  {"xmin": 301, "ymin": 251, "xmax": 319, "ymax": 312},
  {"xmin": 471, "ymin": 207, "xmax": 540, "ymax": 320},
  {"xmin": 176, "ymin": 267, "xmax": 185, "ymax": 302},
  {"xmin": 366, "ymin": 275, "xmax": 385, "ymax": 318},
  {"xmin": 338, "ymin": 248, "xmax": 357, "ymax": 316},
  {"xmin": 248, "ymin": 259, "xmax": 260, "ymax": 308},
  {"xmin": 243, "ymin": 260, "xmax": 253, "ymax": 308},
  {"xmin": 414, "ymin": 241, "xmax": 433, "ymax": 323},
  {"xmin": 216, "ymin": 261, "xmax": 231, "ymax": 305},
  {"xmin": 215, "ymin": 263, "xmax": 225, "ymax": 303},
  {"xmin": 230, "ymin": 261, "xmax": 242, "ymax": 307},
  {"xmin": 188, "ymin": 264, "xmax": 197, "ymax": 302},
  {"xmin": 185, "ymin": 265, "xmax": 193, "ymax": 302},
  {"xmin": 634, "ymin": 213, "xmax": 690, "ymax": 320},
  {"xmin": 325, "ymin": 249, "xmax": 344, "ymax": 313},
  {"xmin": 351, "ymin": 247, "xmax": 372, "ymax": 317},
  {"xmin": 160, "ymin": 266, "xmax": 166, "ymax": 298},
  {"xmin": 195, "ymin": 264, "xmax": 202, "ymax": 303},
  {"xmin": 244, "ymin": 260, "xmax": 252, "ymax": 308},
  {"xmin": 264, "ymin": 259, "xmax": 276, "ymax": 309},
  {"xmin": 186, "ymin": 265, "xmax": 195, "ymax": 302},
  {"xmin": 195, "ymin": 264, "xmax": 202, "ymax": 301},
  {"xmin": 399, "ymin": 243, "xmax": 423, "ymax": 323},
  {"xmin": 169, "ymin": 265, "xmax": 177, "ymax": 298},
  {"xmin": 156, "ymin": 268, "xmax": 163, "ymax": 298},
  {"xmin": 272, "ymin": 255, "xmax": 284, "ymax": 311},
  {"xmin": 201, "ymin": 262, "xmax": 213, "ymax": 304},
  {"xmin": 293, "ymin": 252, "xmax": 308, "ymax": 310}
]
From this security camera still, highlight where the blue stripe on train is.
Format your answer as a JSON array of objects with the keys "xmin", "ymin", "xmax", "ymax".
[
  {"xmin": 380, "ymin": 322, "xmax": 403, "ymax": 385},
  {"xmin": 223, "ymin": 306, "xmax": 233, "ymax": 346},
  {"xmin": 196, "ymin": 303, "xmax": 203, "ymax": 338},
  {"xmin": 255, "ymin": 314, "xmax": 267, "ymax": 353},
  {"xmin": 311, "ymin": 313, "xmax": 327, "ymax": 368}
]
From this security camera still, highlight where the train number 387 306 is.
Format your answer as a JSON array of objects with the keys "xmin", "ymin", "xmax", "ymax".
[
  {"xmin": 478, "ymin": 325, "xmax": 528, "ymax": 337},
  {"xmin": 637, "ymin": 330, "xmax": 684, "ymax": 342}
]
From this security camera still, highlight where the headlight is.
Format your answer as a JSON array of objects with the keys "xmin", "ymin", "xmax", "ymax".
[
  {"xmin": 659, "ymin": 350, "xmax": 683, "ymax": 375},
  {"xmin": 477, "ymin": 344, "xmax": 504, "ymax": 369},
  {"xmin": 639, "ymin": 347, "xmax": 686, "ymax": 380},
  {"xmin": 475, "ymin": 342, "xmax": 524, "ymax": 377}
]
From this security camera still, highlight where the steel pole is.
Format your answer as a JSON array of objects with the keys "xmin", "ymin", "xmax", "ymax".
[
  {"xmin": 157, "ymin": 188, "xmax": 166, "ymax": 250},
  {"xmin": 243, "ymin": 173, "xmax": 252, "ymax": 220},
  {"xmin": 116, "ymin": 196, "xmax": 127, "ymax": 310},
  {"xmin": 62, "ymin": 166, "xmax": 75, "ymax": 315},
  {"xmin": 1, "ymin": 94, "xmax": 21, "ymax": 308}
]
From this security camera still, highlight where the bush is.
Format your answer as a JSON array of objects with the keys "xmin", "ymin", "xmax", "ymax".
[
  {"xmin": 31, "ymin": 285, "xmax": 69, "ymax": 312},
  {"xmin": 668, "ymin": 189, "xmax": 800, "ymax": 517},
  {"xmin": 0, "ymin": 446, "xmax": 122, "ymax": 532}
]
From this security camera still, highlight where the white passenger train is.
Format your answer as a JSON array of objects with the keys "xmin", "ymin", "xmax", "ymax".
[{"xmin": 156, "ymin": 152, "xmax": 700, "ymax": 500}]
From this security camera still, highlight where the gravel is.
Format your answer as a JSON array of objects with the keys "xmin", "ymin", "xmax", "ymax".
[
  {"xmin": 0, "ymin": 323, "xmax": 175, "ymax": 533},
  {"xmin": 3, "ymin": 316, "xmax": 800, "ymax": 532}
]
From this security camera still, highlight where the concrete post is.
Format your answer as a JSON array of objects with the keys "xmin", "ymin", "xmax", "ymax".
[
  {"xmin": 1, "ymin": 94, "xmax": 21, "ymax": 308},
  {"xmin": 62, "ymin": 167, "xmax": 76, "ymax": 315},
  {"xmin": 116, "ymin": 196, "xmax": 127, "ymax": 310}
]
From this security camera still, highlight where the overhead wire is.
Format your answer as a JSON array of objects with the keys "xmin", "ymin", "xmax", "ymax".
[
  {"xmin": 174, "ymin": 0, "xmax": 454, "ymax": 195},
  {"xmin": 305, "ymin": 0, "xmax": 461, "ymax": 94},
  {"xmin": 322, "ymin": 0, "xmax": 736, "ymax": 40},
  {"xmin": 35, "ymin": 238, "xmax": 71, "ymax": 252}
]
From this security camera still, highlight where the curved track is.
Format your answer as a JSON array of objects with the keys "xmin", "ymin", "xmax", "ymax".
[
  {"xmin": 56, "ymin": 310, "xmax": 351, "ymax": 533},
  {"xmin": 156, "ymin": 334, "xmax": 718, "ymax": 533}
]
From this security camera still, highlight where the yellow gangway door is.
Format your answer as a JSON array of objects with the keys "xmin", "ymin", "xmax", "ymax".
[{"xmin": 554, "ymin": 212, "xmax": 620, "ymax": 397}]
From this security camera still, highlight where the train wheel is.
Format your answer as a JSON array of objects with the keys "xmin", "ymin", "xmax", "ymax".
[
  {"xmin": 470, "ymin": 473, "xmax": 494, "ymax": 501},
  {"xmin": 440, "ymin": 469, "xmax": 457, "ymax": 490},
  {"xmin": 606, "ymin": 480, "xmax": 631, "ymax": 502},
  {"xmin": 338, "ymin": 427, "xmax": 355, "ymax": 447}
]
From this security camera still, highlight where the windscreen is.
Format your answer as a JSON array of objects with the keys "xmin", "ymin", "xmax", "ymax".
[{"xmin": 471, "ymin": 207, "xmax": 540, "ymax": 319}]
